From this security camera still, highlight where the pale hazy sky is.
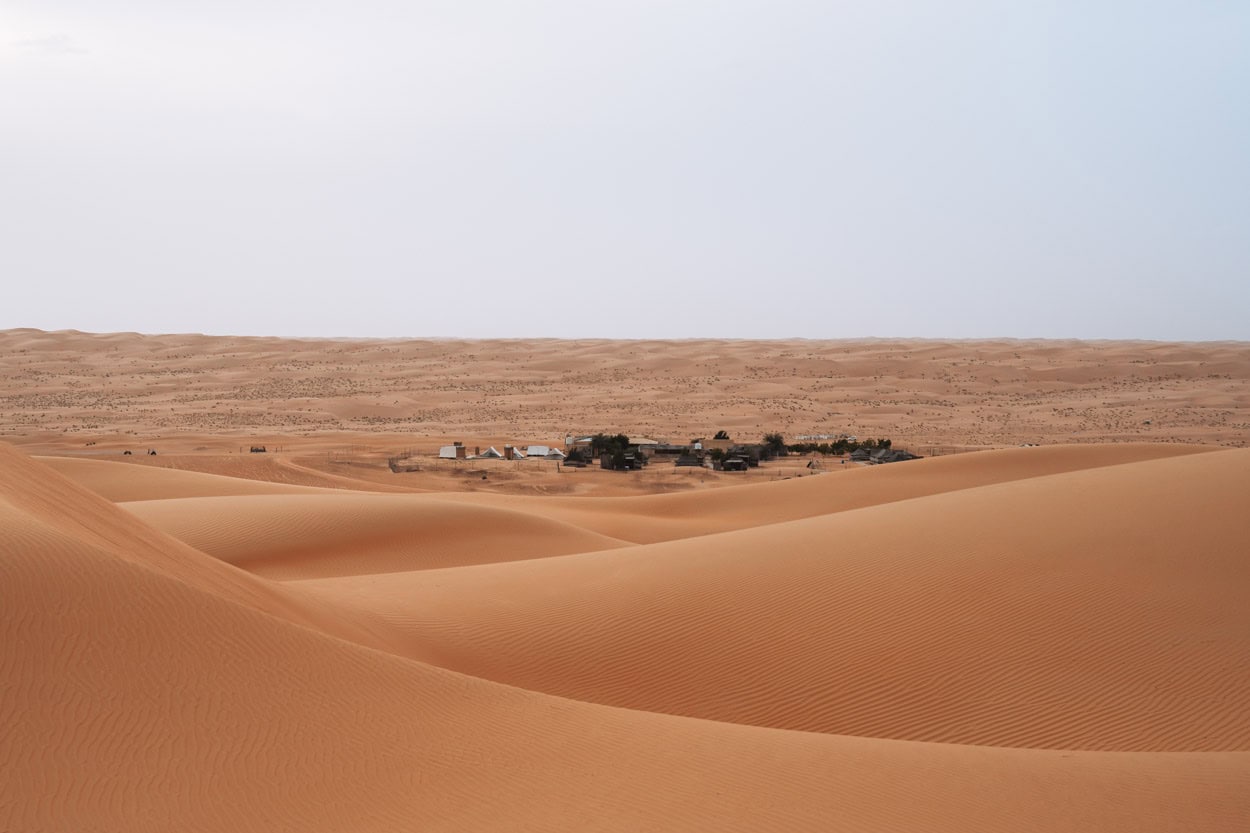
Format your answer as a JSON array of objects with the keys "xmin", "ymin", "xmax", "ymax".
[{"xmin": 2, "ymin": 2, "xmax": 1247, "ymax": 340}]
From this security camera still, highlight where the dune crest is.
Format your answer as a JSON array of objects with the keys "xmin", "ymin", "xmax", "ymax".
[{"xmin": 294, "ymin": 448, "xmax": 1250, "ymax": 752}]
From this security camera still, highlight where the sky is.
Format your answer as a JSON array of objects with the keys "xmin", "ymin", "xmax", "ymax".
[{"xmin": 2, "ymin": 1, "xmax": 1247, "ymax": 340}]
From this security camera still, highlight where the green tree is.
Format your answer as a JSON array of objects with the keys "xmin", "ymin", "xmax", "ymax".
[
  {"xmin": 590, "ymin": 433, "xmax": 631, "ymax": 457},
  {"xmin": 762, "ymin": 432, "xmax": 787, "ymax": 455}
]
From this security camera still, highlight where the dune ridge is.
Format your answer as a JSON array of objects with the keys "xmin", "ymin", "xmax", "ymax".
[
  {"xmin": 123, "ymin": 493, "xmax": 630, "ymax": 578},
  {"xmin": 293, "ymin": 448, "xmax": 1250, "ymax": 752},
  {"xmin": 0, "ymin": 444, "xmax": 413, "ymax": 659},
  {"xmin": 37, "ymin": 455, "xmax": 343, "ymax": 501},
  {"xmin": 433, "ymin": 442, "xmax": 1212, "ymax": 543}
]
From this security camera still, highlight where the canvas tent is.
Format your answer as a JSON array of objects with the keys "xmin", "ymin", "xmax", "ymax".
[{"xmin": 522, "ymin": 445, "xmax": 567, "ymax": 460}]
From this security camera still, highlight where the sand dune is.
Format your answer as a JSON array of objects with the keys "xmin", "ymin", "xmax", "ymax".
[
  {"xmin": 434, "ymin": 442, "xmax": 1211, "ymax": 543},
  {"xmin": 116, "ymin": 445, "xmax": 1207, "ymax": 580},
  {"xmin": 37, "ymin": 455, "xmax": 339, "ymax": 501},
  {"xmin": 0, "ymin": 444, "xmax": 409, "ymax": 657},
  {"xmin": 3, "ymin": 442, "xmax": 1249, "ymax": 832},
  {"xmin": 124, "ymin": 493, "xmax": 629, "ymax": 578},
  {"xmin": 295, "ymin": 448, "xmax": 1250, "ymax": 752}
]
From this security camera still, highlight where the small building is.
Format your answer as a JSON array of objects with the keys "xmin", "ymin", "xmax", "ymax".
[
  {"xmin": 725, "ymin": 444, "xmax": 771, "ymax": 466},
  {"xmin": 651, "ymin": 443, "xmax": 691, "ymax": 457},
  {"xmin": 567, "ymin": 436, "xmax": 596, "ymax": 454},
  {"xmin": 439, "ymin": 442, "xmax": 468, "ymax": 460},
  {"xmin": 601, "ymin": 451, "xmax": 646, "ymax": 471}
]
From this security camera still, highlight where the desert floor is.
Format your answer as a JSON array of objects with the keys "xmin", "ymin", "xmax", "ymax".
[{"xmin": 2, "ymin": 329, "xmax": 1249, "ymax": 831}]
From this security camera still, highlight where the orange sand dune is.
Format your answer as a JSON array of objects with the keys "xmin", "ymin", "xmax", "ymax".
[
  {"xmin": 124, "ymin": 493, "xmax": 629, "ymax": 578},
  {"xmin": 296, "ymin": 448, "xmax": 1250, "ymax": 752},
  {"xmin": 437, "ymin": 442, "xmax": 1212, "ymax": 543},
  {"xmin": 3, "ymin": 443, "xmax": 1248, "ymax": 832},
  {"xmin": 116, "ymin": 445, "xmax": 1204, "ymax": 579},
  {"xmin": 0, "ymin": 444, "xmax": 406, "ymax": 657},
  {"xmin": 37, "ymin": 455, "xmax": 340, "ymax": 501}
]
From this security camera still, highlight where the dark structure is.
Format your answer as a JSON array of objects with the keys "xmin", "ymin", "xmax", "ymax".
[
  {"xmin": 850, "ymin": 447, "xmax": 922, "ymax": 464},
  {"xmin": 724, "ymin": 443, "xmax": 778, "ymax": 467},
  {"xmin": 600, "ymin": 450, "xmax": 647, "ymax": 471},
  {"xmin": 869, "ymin": 448, "xmax": 923, "ymax": 464},
  {"xmin": 718, "ymin": 455, "xmax": 749, "ymax": 472}
]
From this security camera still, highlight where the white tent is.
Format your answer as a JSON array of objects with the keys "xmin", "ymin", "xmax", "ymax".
[
  {"xmin": 438, "ymin": 445, "xmax": 459, "ymax": 459},
  {"xmin": 525, "ymin": 445, "xmax": 566, "ymax": 460},
  {"xmin": 477, "ymin": 446, "xmax": 504, "ymax": 458}
]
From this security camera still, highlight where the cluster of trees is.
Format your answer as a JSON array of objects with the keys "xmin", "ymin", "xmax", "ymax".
[
  {"xmin": 695, "ymin": 430, "xmax": 894, "ymax": 458},
  {"xmin": 566, "ymin": 430, "xmax": 894, "ymax": 467},
  {"xmin": 784, "ymin": 437, "xmax": 892, "ymax": 455}
]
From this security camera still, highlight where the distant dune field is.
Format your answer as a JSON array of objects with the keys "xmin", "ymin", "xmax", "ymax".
[
  {"xmin": 3, "ymin": 329, "xmax": 1248, "ymax": 454},
  {"xmin": 3, "ymin": 330, "xmax": 1249, "ymax": 831}
]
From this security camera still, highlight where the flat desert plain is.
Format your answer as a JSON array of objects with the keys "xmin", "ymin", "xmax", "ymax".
[{"xmin": 2, "ymin": 328, "xmax": 1250, "ymax": 832}]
